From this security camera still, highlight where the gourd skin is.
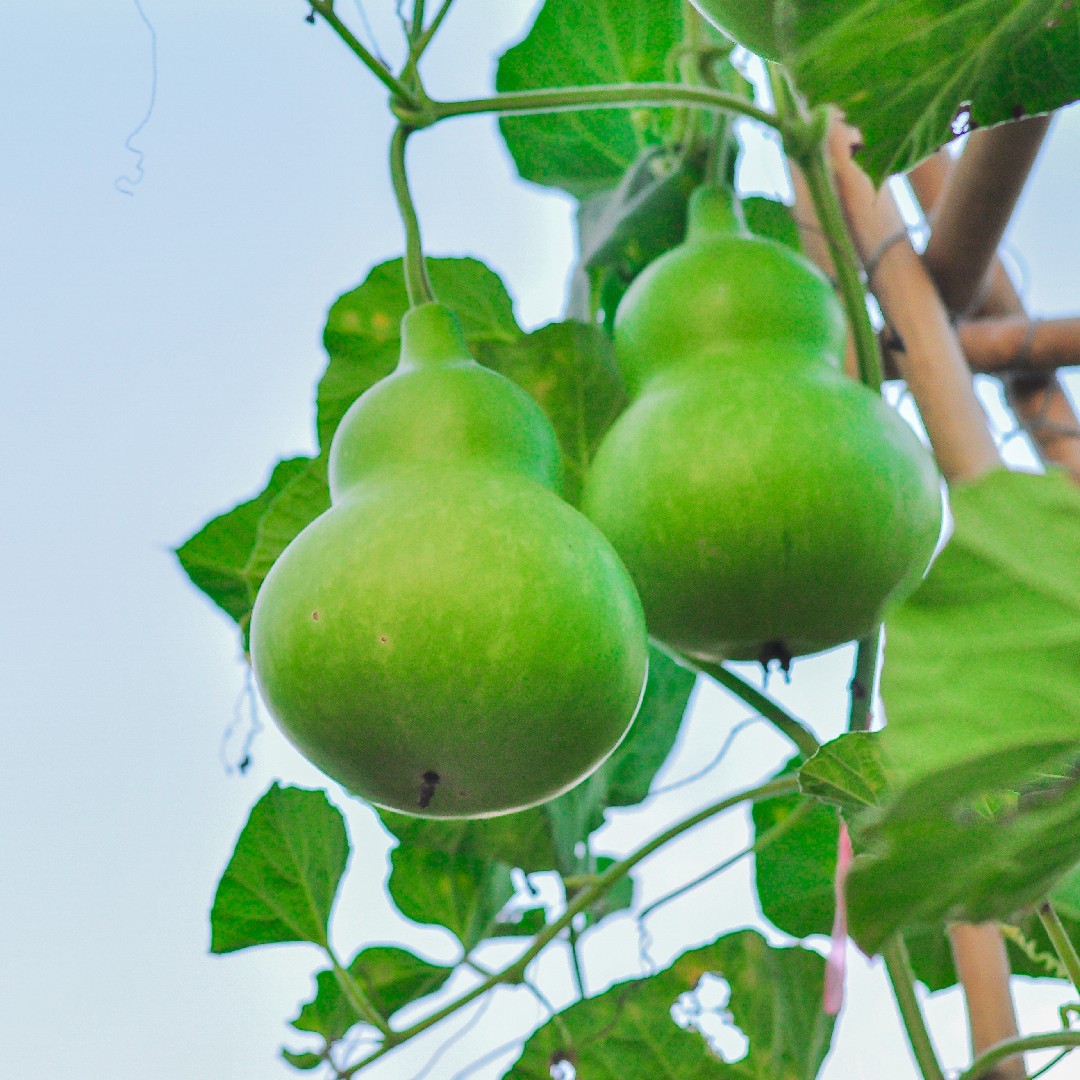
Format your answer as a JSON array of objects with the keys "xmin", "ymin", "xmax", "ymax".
[
  {"xmin": 250, "ymin": 303, "xmax": 648, "ymax": 818},
  {"xmin": 582, "ymin": 187, "xmax": 943, "ymax": 665}
]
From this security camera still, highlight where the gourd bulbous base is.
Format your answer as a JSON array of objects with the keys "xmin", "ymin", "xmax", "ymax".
[
  {"xmin": 582, "ymin": 359, "xmax": 943, "ymax": 663},
  {"xmin": 252, "ymin": 466, "xmax": 648, "ymax": 818}
]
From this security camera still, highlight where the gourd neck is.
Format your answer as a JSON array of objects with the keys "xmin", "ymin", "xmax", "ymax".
[
  {"xmin": 398, "ymin": 302, "xmax": 473, "ymax": 370},
  {"xmin": 685, "ymin": 184, "xmax": 747, "ymax": 243}
]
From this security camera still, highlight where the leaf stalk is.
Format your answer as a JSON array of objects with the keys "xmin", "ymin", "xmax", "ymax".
[
  {"xmin": 308, "ymin": 1, "xmax": 422, "ymax": 108},
  {"xmin": 882, "ymin": 935, "xmax": 947, "ymax": 1080},
  {"xmin": 1038, "ymin": 901, "xmax": 1080, "ymax": 995},
  {"xmin": 959, "ymin": 1032, "xmax": 1080, "ymax": 1080},
  {"xmin": 692, "ymin": 656, "xmax": 821, "ymax": 759}
]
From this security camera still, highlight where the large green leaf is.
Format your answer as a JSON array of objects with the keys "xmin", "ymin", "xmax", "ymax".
[
  {"xmin": 490, "ymin": 320, "xmax": 627, "ymax": 504},
  {"xmin": 496, "ymin": 0, "xmax": 684, "ymax": 197},
  {"xmin": 175, "ymin": 455, "xmax": 312, "ymax": 633},
  {"xmin": 289, "ymin": 946, "xmax": 452, "ymax": 1045},
  {"xmin": 507, "ymin": 930, "xmax": 835, "ymax": 1078},
  {"xmin": 845, "ymin": 469, "xmax": 1080, "ymax": 953},
  {"xmin": 388, "ymin": 844, "xmax": 517, "ymax": 952},
  {"xmin": 775, "ymin": 0, "xmax": 1080, "ymax": 181},
  {"xmin": 793, "ymin": 732, "xmax": 1079, "ymax": 988},
  {"xmin": 753, "ymin": 761, "xmax": 838, "ymax": 940},
  {"xmin": 210, "ymin": 784, "xmax": 348, "ymax": 953},
  {"xmin": 884, "ymin": 469, "xmax": 1080, "ymax": 788},
  {"xmin": 378, "ymin": 645, "xmax": 696, "ymax": 940},
  {"xmin": 753, "ymin": 734, "xmax": 886, "ymax": 941}
]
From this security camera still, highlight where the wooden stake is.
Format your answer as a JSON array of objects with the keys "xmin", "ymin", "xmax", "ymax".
[
  {"xmin": 909, "ymin": 130, "xmax": 1080, "ymax": 483},
  {"xmin": 826, "ymin": 116, "xmax": 1025, "ymax": 1078},
  {"xmin": 826, "ymin": 119, "xmax": 1001, "ymax": 483},
  {"xmin": 949, "ymin": 923, "xmax": 1028, "ymax": 1080},
  {"xmin": 881, "ymin": 315, "xmax": 1080, "ymax": 377}
]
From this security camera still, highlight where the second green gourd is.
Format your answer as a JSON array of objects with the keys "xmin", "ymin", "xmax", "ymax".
[{"xmin": 582, "ymin": 185, "xmax": 943, "ymax": 668}]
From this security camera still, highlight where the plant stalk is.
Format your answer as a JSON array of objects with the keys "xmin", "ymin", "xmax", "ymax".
[
  {"xmin": 339, "ymin": 774, "xmax": 798, "ymax": 1075},
  {"xmin": 847, "ymin": 628, "xmax": 881, "ymax": 732},
  {"xmin": 328, "ymin": 953, "xmax": 393, "ymax": 1040},
  {"xmin": 693, "ymin": 657, "xmax": 821, "ymax": 759},
  {"xmin": 409, "ymin": 83, "xmax": 780, "ymax": 132},
  {"xmin": 959, "ymin": 1033, "xmax": 1080, "ymax": 1080},
  {"xmin": 389, "ymin": 125, "xmax": 435, "ymax": 307},
  {"xmin": 882, "ymin": 935, "xmax": 948, "ymax": 1080},
  {"xmin": 796, "ymin": 111, "xmax": 884, "ymax": 392},
  {"xmin": 1038, "ymin": 902, "xmax": 1080, "ymax": 995},
  {"xmin": 308, "ymin": 1, "xmax": 422, "ymax": 107}
]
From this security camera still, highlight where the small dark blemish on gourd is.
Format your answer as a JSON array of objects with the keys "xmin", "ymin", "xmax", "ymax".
[
  {"xmin": 759, "ymin": 640, "xmax": 794, "ymax": 680},
  {"xmin": 311, "ymin": 611, "xmax": 319, "ymax": 621},
  {"xmin": 418, "ymin": 770, "xmax": 440, "ymax": 809}
]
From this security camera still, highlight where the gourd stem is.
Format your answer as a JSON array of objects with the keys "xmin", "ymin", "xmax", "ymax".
[
  {"xmin": 389, "ymin": 124, "xmax": 435, "ymax": 307},
  {"xmin": 796, "ymin": 114, "xmax": 885, "ymax": 392},
  {"xmin": 847, "ymin": 627, "xmax": 881, "ymax": 732},
  {"xmin": 882, "ymin": 935, "xmax": 948, "ymax": 1080},
  {"xmin": 691, "ymin": 656, "xmax": 821, "ymax": 759},
  {"xmin": 1037, "ymin": 901, "xmax": 1080, "ymax": 994}
]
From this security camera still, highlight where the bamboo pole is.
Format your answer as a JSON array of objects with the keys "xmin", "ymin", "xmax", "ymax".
[
  {"xmin": 825, "ymin": 119, "xmax": 1000, "ymax": 481},
  {"xmin": 882, "ymin": 315, "xmax": 1080, "ymax": 377},
  {"xmin": 825, "ymin": 116, "xmax": 1025, "ymax": 1079},
  {"xmin": 909, "ymin": 133, "xmax": 1080, "ymax": 483},
  {"xmin": 919, "ymin": 118, "xmax": 1051, "ymax": 317}
]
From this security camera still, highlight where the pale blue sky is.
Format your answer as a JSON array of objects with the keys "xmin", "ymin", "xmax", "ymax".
[{"xmin": 3, "ymin": 3, "xmax": 1077, "ymax": 1078}]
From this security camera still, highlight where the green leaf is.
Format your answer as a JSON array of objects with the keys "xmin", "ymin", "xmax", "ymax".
[
  {"xmin": 318, "ymin": 258, "xmax": 521, "ymax": 449},
  {"xmin": 1052, "ymin": 864, "xmax": 1080, "ymax": 922},
  {"xmin": 291, "ymin": 946, "xmax": 453, "ymax": 1044},
  {"xmin": 495, "ymin": 0, "xmax": 684, "ymax": 197},
  {"xmin": 489, "ymin": 320, "xmax": 627, "ymax": 505},
  {"xmin": 506, "ymin": 930, "xmax": 834, "ymax": 1078},
  {"xmin": 175, "ymin": 455, "xmax": 311, "ymax": 632},
  {"xmin": 491, "ymin": 904, "xmax": 548, "ymax": 938},
  {"xmin": 378, "ymin": 644, "xmax": 695, "ymax": 940},
  {"xmin": 239, "ymin": 454, "xmax": 332, "ymax": 648},
  {"xmin": 388, "ymin": 844, "xmax": 516, "ymax": 952},
  {"xmin": 742, "ymin": 196, "xmax": 802, "ymax": 252},
  {"xmin": 753, "ymin": 736, "xmax": 889, "ymax": 943},
  {"xmin": 799, "ymin": 731, "xmax": 888, "ymax": 816},
  {"xmin": 753, "ymin": 766, "xmax": 837, "ymax": 939},
  {"xmin": 846, "ymin": 469, "xmax": 1080, "ymax": 953},
  {"xmin": 210, "ymin": 784, "xmax": 348, "ymax": 953},
  {"xmin": 782, "ymin": 0, "xmax": 1080, "ymax": 181},
  {"xmin": 281, "ymin": 1049, "xmax": 323, "ymax": 1071},
  {"xmin": 884, "ymin": 469, "xmax": 1080, "ymax": 788}
]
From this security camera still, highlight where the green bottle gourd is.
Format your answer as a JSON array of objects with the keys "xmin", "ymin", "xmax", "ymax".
[
  {"xmin": 250, "ymin": 302, "xmax": 649, "ymax": 818},
  {"xmin": 581, "ymin": 185, "xmax": 943, "ymax": 667}
]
